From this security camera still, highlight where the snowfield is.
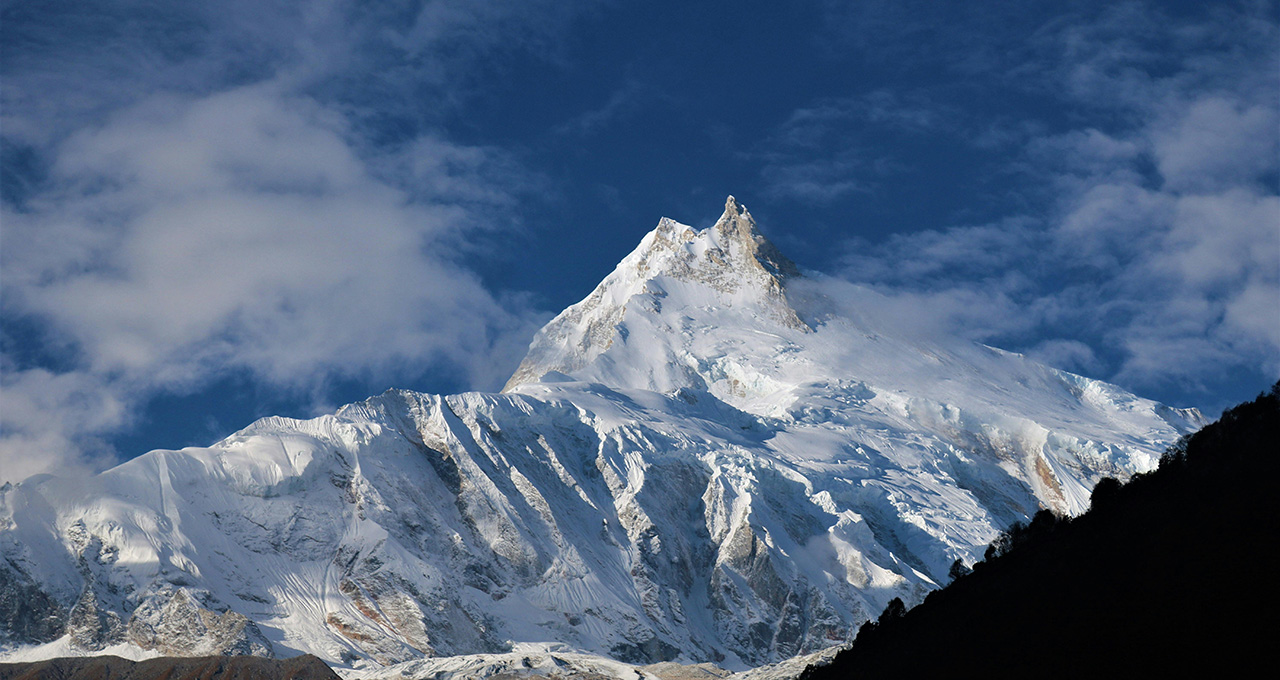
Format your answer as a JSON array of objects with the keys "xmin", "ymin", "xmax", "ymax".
[{"xmin": 1, "ymin": 197, "xmax": 1201, "ymax": 676}]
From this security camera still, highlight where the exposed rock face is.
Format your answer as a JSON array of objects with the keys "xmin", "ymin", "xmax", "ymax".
[
  {"xmin": 0, "ymin": 198, "xmax": 1202, "ymax": 671},
  {"xmin": 126, "ymin": 589, "xmax": 271, "ymax": 657},
  {"xmin": 0, "ymin": 559, "xmax": 66, "ymax": 646},
  {"xmin": 504, "ymin": 197, "xmax": 806, "ymax": 392},
  {"xmin": 0, "ymin": 654, "xmax": 338, "ymax": 680}
]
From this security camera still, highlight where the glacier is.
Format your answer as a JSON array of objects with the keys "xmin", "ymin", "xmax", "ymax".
[{"xmin": 0, "ymin": 197, "xmax": 1202, "ymax": 674}]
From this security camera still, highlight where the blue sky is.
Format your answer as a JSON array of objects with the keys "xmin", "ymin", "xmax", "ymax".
[{"xmin": 2, "ymin": 0, "xmax": 1277, "ymax": 482}]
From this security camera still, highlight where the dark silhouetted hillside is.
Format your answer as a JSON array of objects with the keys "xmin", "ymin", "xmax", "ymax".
[
  {"xmin": 0, "ymin": 654, "xmax": 338, "ymax": 680},
  {"xmin": 805, "ymin": 382, "xmax": 1280, "ymax": 678}
]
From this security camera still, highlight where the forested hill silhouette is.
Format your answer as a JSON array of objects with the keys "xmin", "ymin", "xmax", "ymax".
[{"xmin": 804, "ymin": 382, "xmax": 1280, "ymax": 679}]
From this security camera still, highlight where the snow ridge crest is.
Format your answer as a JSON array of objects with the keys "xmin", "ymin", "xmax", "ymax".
[
  {"xmin": 503, "ymin": 197, "xmax": 807, "ymax": 391},
  {"xmin": 0, "ymin": 196, "xmax": 1207, "ymax": 674}
]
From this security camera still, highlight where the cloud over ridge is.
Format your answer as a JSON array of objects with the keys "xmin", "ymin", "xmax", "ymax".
[
  {"xmin": 1, "ymin": 1, "xmax": 580, "ymax": 481},
  {"xmin": 826, "ymin": 2, "xmax": 1278, "ymax": 408},
  {"xmin": 2, "ymin": 0, "xmax": 1276, "ymax": 483}
]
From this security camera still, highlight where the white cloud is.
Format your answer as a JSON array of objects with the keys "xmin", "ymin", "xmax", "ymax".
[
  {"xmin": 553, "ymin": 80, "xmax": 655, "ymax": 137},
  {"xmin": 0, "ymin": 1, "xmax": 598, "ymax": 482},
  {"xmin": 1026, "ymin": 339, "xmax": 1101, "ymax": 375},
  {"xmin": 826, "ymin": 2, "xmax": 1279, "ymax": 405},
  {"xmin": 1, "ymin": 84, "xmax": 549, "ymax": 482},
  {"xmin": 1222, "ymin": 279, "xmax": 1280, "ymax": 370},
  {"xmin": 0, "ymin": 368, "xmax": 129, "ymax": 481},
  {"xmin": 757, "ymin": 91, "xmax": 952, "ymax": 202},
  {"xmin": 760, "ymin": 160, "xmax": 871, "ymax": 203},
  {"xmin": 1152, "ymin": 97, "xmax": 1279, "ymax": 194},
  {"xmin": 8, "ymin": 85, "xmax": 526, "ymax": 377}
]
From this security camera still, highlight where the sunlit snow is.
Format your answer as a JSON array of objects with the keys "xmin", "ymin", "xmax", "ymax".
[{"xmin": 0, "ymin": 198, "xmax": 1201, "ymax": 675}]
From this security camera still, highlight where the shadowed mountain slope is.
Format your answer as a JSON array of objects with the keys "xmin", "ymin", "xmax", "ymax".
[
  {"xmin": 804, "ymin": 382, "xmax": 1280, "ymax": 678},
  {"xmin": 1, "ymin": 198, "xmax": 1202, "ymax": 672},
  {"xmin": 0, "ymin": 654, "xmax": 337, "ymax": 680}
]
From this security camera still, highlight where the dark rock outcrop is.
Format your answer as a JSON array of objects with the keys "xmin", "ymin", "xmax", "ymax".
[
  {"xmin": 0, "ymin": 561, "xmax": 67, "ymax": 646},
  {"xmin": 0, "ymin": 654, "xmax": 338, "ymax": 680}
]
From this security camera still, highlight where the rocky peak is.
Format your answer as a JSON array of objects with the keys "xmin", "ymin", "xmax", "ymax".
[
  {"xmin": 503, "ymin": 197, "xmax": 808, "ymax": 391},
  {"xmin": 626, "ymin": 196, "xmax": 800, "ymax": 293},
  {"xmin": 712, "ymin": 196, "xmax": 801, "ymax": 282},
  {"xmin": 0, "ymin": 196, "xmax": 1205, "ymax": 673}
]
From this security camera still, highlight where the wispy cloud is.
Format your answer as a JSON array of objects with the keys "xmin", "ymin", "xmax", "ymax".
[
  {"xmin": 554, "ymin": 80, "xmax": 653, "ymax": 137},
  {"xmin": 755, "ymin": 90, "xmax": 950, "ymax": 202},
  {"xmin": 0, "ymin": 1, "xmax": 597, "ymax": 481},
  {"xmin": 830, "ymin": 2, "xmax": 1278, "ymax": 408}
]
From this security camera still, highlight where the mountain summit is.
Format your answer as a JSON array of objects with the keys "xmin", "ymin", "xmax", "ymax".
[
  {"xmin": 2, "ymin": 199, "xmax": 1202, "ymax": 674},
  {"xmin": 505, "ymin": 196, "xmax": 805, "ymax": 392}
]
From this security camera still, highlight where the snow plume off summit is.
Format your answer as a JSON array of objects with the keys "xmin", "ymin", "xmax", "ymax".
[{"xmin": 1, "ymin": 197, "xmax": 1202, "ymax": 674}]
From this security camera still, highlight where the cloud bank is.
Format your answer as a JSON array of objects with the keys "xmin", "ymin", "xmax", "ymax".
[{"xmin": 0, "ymin": 1, "xmax": 587, "ymax": 481}]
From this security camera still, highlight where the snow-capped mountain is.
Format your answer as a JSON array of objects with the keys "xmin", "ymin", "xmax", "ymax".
[{"xmin": 1, "ymin": 197, "xmax": 1202, "ymax": 673}]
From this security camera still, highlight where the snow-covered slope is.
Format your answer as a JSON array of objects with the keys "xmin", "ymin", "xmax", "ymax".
[{"xmin": 1, "ymin": 197, "xmax": 1202, "ymax": 673}]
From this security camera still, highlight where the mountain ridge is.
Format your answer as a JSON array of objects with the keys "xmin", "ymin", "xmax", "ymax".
[
  {"xmin": 802, "ymin": 383, "xmax": 1278, "ymax": 678},
  {"xmin": 2, "ymin": 198, "xmax": 1202, "ymax": 675},
  {"xmin": 0, "ymin": 653, "xmax": 339, "ymax": 680},
  {"xmin": 504, "ymin": 196, "xmax": 805, "ymax": 393}
]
